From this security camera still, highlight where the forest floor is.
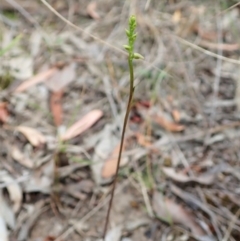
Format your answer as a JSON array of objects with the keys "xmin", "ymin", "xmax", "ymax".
[{"xmin": 1, "ymin": 0, "xmax": 240, "ymax": 241}]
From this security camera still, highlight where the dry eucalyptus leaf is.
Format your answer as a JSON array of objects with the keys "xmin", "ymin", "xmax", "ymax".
[
  {"xmin": 154, "ymin": 114, "xmax": 185, "ymax": 132},
  {"xmin": 91, "ymin": 124, "xmax": 119, "ymax": 184},
  {"xmin": 101, "ymin": 141, "xmax": 128, "ymax": 178},
  {"xmin": 16, "ymin": 126, "xmax": 46, "ymax": 147},
  {"xmin": 172, "ymin": 109, "xmax": 181, "ymax": 122},
  {"xmin": 162, "ymin": 167, "xmax": 214, "ymax": 185},
  {"xmin": 90, "ymin": 113, "xmax": 126, "ymax": 184},
  {"xmin": 61, "ymin": 109, "xmax": 103, "ymax": 141},
  {"xmin": 14, "ymin": 67, "xmax": 57, "ymax": 93},
  {"xmin": 153, "ymin": 192, "xmax": 206, "ymax": 237},
  {"xmin": 11, "ymin": 146, "xmax": 33, "ymax": 169},
  {"xmin": 87, "ymin": 2, "xmax": 100, "ymax": 20}
]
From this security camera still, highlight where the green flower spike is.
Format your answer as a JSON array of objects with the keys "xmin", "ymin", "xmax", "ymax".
[{"xmin": 123, "ymin": 15, "xmax": 144, "ymax": 61}]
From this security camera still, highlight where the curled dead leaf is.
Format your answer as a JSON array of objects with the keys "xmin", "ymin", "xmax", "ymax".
[
  {"xmin": 87, "ymin": 2, "xmax": 100, "ymax": 20},
  {"xmin": 162, "ymin": 167, "xmax": 214, "ymax": 185},
  {"xmin": 61, "ymin": 109, "xmax": 103, "ymax": 141},
  {"xmin": 154, "ymin": 115, "xmax": 185, "ymax": 132},
  {"xmin": 11, "ymin": 146, "xmax": 33, "ymax": 169},
  {"xmin": 16, "ymin": 126, "xmax": 46, "ymax": 147}
]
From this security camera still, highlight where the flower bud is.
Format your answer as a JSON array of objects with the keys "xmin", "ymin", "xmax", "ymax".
[
  {"xmin": 133, "ymin": 53, "xmax": 144, "ymax": 59},
  {"xmin": 123, "ymin": 45, "xmax": 130, "ymax": 51},
  {"xmin": 125, "ymin": 29, "xmax": 130, "ymax": 37}
]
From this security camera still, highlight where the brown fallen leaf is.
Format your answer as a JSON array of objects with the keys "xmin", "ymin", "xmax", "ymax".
[
  {"xmin": 101, "ymin": 141, "xmax": 128, "ymax": 178},
  {"xmin": 162, "ymin": 167, "xmax": 214, "ymax": 185},
  {"xmin": 0, "ymin": 102, "xmax": 9, "ymax": 123},
  {"xmin": 135, "ymin": 133, "xmax": 152, "ymax": 148},
  {"xmin": 50, "ymin": 90, "xmax": 63, "ymax": 126},
  {"xmin": 61, "ymin": 109, "xmax": 103, "ymax": 141},
  {"xmin": 172, "ymin": 109, "xmax": 181, "ymax": 122},
  {"xmin": 16, "ymin": 126, "xmax": 46, "ymax": 147},
  {"xmin": 154, "ymin": 115, "xmax": 185, "ymax": 132},
  {"xmin": 153, "ymin": 191, "xmax": 206, "ymax": 237},
  {"xmin": 14, "ymin": 67, "xmax": 58, "ymax": 93},
  {"xmin": 11, "ymin": 146, "xmax": 33, "ymax": 169},
  {"xmin": 87, "ymin": 2, "xmax": 100, "ymax": 20},
  {"xmin": 45, "ymin": 63, "xmax": 76, "ymax": 92},
  {"xmin": 199, "ymin": 40, "xmax": 239, "ymax": 51}
]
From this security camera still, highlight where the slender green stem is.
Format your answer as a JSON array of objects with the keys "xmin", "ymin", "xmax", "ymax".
[{"xmin": 103, "ymin": 56, "xmax": 134, "ymax": 238}]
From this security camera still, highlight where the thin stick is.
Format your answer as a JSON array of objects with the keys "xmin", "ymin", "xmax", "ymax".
[{"xmin": 40, "ymin": 0, "xmax": 126, "ymax": 56}]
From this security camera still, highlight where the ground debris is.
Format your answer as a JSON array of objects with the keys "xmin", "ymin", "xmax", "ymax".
[{"xmin": 1, "ymin": 0, "xmax": 240, "ymax": 240}]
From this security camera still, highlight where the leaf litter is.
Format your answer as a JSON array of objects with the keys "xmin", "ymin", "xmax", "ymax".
[
  {"xmin": 16, "ymin": 126, "xmax": 46, "ymax": 147},
  {"xmin": 11, "ymin": 146, "xmax": 34, "ymax": 169},
  {"xmin": 87, "ymin": 2, "xmax": 101, "ymax": 20},
  {"xmin": 152, "ymin": 191, "xmax": 214, "ymax": 240},
  {"xmin": 101, "ymin": 140, "xmax": 128, "ymax": 178},
  {"xmin": 1, "ymin": 1, "xmax": 240, "ymax": 240},
  {"xmin": 0, "ymin": 102, "xmax": 9, "ymax": 123},
  {"xmin": 61, "ymin": 109, "xmax": 103, "ymax": 141},
  {"xmin": 162, "ymin": 167, "xmax": 214, "ymax": 185},
  {"xmin": 14, "ymin": 67, "xmax": 58, "ymax": 93}
]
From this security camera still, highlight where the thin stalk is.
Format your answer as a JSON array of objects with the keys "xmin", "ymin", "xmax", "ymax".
[
  {"xmin": 103, "ymin": 56, "xmax": 134, "ymax": 238},
  {"xmin": 103, "ymin": 15, "xmax": 143, "ymax": 239}
]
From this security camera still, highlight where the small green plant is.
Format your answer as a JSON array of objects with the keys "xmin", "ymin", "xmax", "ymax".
[
  {"xmin": 0, "ymin": 34, "xmax": 22, "ymax": 57},
  {"xmin": 0, "ymin": 34, "xmax": 22, "ymax": 90},
  {"xmin": 103, "ymin": 15, "xmax": 143, "ymax": 239}
]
